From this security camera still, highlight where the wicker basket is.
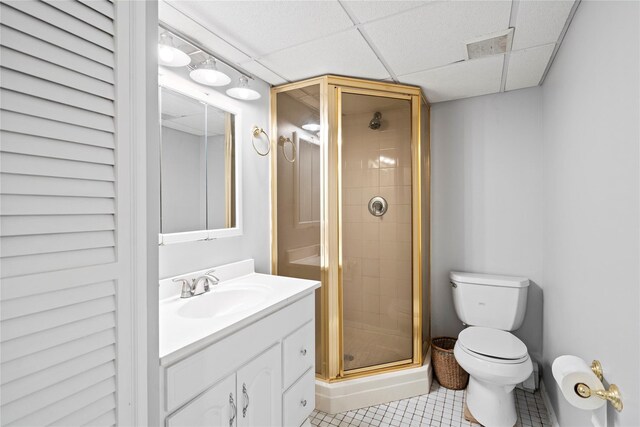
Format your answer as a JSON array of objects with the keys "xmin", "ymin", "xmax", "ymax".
[{"xmin": 431, "ymin": 337, "xmax": 469, "ymax": 390}]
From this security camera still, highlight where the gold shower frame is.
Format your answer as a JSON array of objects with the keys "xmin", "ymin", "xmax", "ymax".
[{"xmin": 270, "ymin": 75, "xmax": 430, "ymax": 382}]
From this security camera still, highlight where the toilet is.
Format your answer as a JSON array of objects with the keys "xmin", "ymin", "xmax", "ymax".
[{"xmin": 450, "ymin": 271, "xmax": 533, "ymax": 427}]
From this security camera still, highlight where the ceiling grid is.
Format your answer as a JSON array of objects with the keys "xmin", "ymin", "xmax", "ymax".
[{"xmin": 161, "ymin": 0, "xmax": 579, "ymax": 103}]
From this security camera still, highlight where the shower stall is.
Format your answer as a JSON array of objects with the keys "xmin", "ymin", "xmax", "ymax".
[{"xmin": 270, "ymin": 76, "xmax": 430, "ymax": 385}]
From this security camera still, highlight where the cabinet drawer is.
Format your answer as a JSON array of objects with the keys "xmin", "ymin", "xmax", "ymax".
[
  {"xmin": 282, "ymin": 320, "xmax": 314, "ymax": 389},
  {"xmin": 283, "ymin": 368, "xmax": 315, "ymax": 427}
]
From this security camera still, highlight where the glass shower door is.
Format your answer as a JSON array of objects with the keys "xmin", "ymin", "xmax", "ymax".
[
  {"xmin": 273, "ymin": 83, "xmax": 325, "ymax": 376},
  {"xmin": 340, "ymin": 91, "xmax": 414, "ymax": 373}
]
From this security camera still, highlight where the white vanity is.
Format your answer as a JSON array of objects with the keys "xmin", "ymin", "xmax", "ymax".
[{"xmin": 159, "ymin": 260, "xmax": 320, "ymax": 427}]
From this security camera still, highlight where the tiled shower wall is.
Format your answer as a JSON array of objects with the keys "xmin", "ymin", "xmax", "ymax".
[{"xmin": 341, "ymin": 104, "xmax": 413, "ymax": 369}]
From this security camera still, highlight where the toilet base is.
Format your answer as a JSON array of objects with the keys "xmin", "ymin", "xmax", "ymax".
[
  {"xmin": 463, "ymin": 401, "xmax": 481, "ymax": 425},
  {"xmin": 465, "ymin": 377, "xmax": 517, "ymax": 427}
]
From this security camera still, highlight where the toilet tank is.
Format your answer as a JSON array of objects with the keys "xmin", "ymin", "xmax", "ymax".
[{"xmin": 450, "ymin": 271, "xmax": 530, "ymax": 331}]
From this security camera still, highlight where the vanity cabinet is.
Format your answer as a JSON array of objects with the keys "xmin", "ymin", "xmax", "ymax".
[
  {"xmin": 166, "ymin": 374, "xmax": 236, "ymax": 427},
  {"xmin": 237, "ymin": 344, "xmax": 282, "ymax": 426},
  {"xmin": 167, "ymin": 346, "xmax": 282, "ymax": 427},
  {"xmin": 161, "ymin": 293, "xmax": 315, "ymax": 427}
]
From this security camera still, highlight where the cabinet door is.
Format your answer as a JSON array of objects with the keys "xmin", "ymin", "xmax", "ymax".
[
  {"xmin": 167, "ymin": 374, "xmax": 237, "ymax": 427},
  {"xmin": 237, "ymin": 344, "xmax": 282, "ymax": 427}
]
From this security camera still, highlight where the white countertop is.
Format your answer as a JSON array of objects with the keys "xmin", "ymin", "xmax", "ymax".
[{"xmin": 159, "ymin": 261, "xmax": 320, "ymax": 366}]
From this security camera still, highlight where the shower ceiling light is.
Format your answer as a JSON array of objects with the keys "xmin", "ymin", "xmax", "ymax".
[
  {"xmin": 226, "ymin": 75, "xmax": 261, "ymax": 101},
  {"xmin": 158, "ymin": 33, "xmax": 191, "ymax": 67},
  {"xmin": 379, "ymin": 155, "xmax": 396, "ymax": 167},
  {"xmin": 302, "ymin": 123, "xmax": 321, "ymax": 132},
  {"xmin": 190, "ymin": 58, "xmax": 231, "ymax": 87}
]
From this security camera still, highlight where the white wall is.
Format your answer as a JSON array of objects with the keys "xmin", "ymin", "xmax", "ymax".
[
  {"xmin": 158, "ymin": 73, "xmax": 272, "ymax": 278},
  {"xmin": 541, "ymin": 1, "xmax": 639, "ymax": 425},
  {"xmin": 430, "ymin": 3, "xmax": 639, "ymax": 424},
  {"xmin": 430, "ymin": 88, "xmax": 544, "ymax": 360}
]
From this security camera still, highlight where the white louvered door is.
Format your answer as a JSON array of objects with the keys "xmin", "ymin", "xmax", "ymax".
[{"xmin": 0, "ymin": 1, "xmax": 145, "ymax": 426}]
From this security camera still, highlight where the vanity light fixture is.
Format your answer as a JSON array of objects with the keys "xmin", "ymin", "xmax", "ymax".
[
  {"xmin": 301, "ymin": 123, "xmax": 321, "ymax": 132},
  {"xmin": 189, "ymin": 57, "xmax": 231, "ymax": 87},
  {"xmin": 158, "ymin": 33, "xmax": 191, "ymax": 67},
  {"xmin": 226, "ymin": 75, "xmax": 261, "ymax": 101}
]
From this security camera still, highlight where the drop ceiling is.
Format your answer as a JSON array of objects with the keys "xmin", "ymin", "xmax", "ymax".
[{"xmin": 160, "ymin": 0, "xmax": 577, "ymax": 103}]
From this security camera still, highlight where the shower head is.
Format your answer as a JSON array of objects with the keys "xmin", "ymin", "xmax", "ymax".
[{"xmin": 369, "ymin": 112, "xmax": 382, "ymax": 130}]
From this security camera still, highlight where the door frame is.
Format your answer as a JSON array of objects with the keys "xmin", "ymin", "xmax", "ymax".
[{"xmin": 114, "ymin": 1, "xmax": 160, "ymax": 425}]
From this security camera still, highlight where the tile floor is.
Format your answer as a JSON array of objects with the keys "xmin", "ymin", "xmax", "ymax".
[{"xmin": 310, "ymin": 381, "xmax": 552, "ymax": 427}]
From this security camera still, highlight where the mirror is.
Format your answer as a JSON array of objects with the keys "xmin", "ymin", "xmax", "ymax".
[
  {"xmin": 160, "ymin": 86, "xmax": 240, "ymax": 243},
  {"xmin": 294, "ymin": 131, "xmax": 320, "ymax": 226}
]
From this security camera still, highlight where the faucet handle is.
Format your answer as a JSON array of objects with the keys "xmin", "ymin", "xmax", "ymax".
[
  {"xmin": 173, "ymin": 278, "xmax": 193, "ymax": 298},
  {"xmin": 205, "ymin": 269, "xmax": 220, "ymax": 283},
  {"xmin": 202, "ymin": 270, "xmax": 220, "ymax": 292}
]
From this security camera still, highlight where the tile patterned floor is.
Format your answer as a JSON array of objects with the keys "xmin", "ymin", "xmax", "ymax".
[{"xmin": 310, "ymin": 381, "xmax": 552, "ymax": 427}]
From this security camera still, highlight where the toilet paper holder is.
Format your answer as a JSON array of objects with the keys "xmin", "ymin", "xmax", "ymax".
[{"xmin": 574, "ymin": 360, "xmax": 623, "ymax": 412}]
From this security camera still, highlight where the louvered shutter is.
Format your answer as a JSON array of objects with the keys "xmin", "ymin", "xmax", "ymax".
[{"xmin": 0, "ymin": 1, "xmax": 138, "ymax": 425}]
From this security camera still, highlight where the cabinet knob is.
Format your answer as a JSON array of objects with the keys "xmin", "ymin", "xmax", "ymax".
[
  {"xmin": 301, "ymin": 399, "xmax": 307, "ymax": 407},
  {"xmin": 300, "ymin": 348, "xmax": 307, "ymax": 356}
]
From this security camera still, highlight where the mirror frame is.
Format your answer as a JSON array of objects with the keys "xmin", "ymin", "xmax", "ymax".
[{"xmin": 158, "ymin": 78, "xmax": 243, "ymax": 245}]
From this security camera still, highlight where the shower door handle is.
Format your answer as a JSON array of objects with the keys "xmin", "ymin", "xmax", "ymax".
[{"xmin": 368, "ymin": 196, "xmax": 388, "ymax": 217}]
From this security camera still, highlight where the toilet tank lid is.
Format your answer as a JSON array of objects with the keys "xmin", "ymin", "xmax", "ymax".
[{"xmin": 450, "ymin": 271, "xmax": 529, "ymax": 288}]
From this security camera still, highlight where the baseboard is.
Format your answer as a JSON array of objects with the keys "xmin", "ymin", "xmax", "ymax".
[
  {"xmin": 316, "ymin": 349, "xmax": 432, "ymax": 414},
  {"xmin": 540, "ymin": 380, "xmax": 560, "ymax": 427}
]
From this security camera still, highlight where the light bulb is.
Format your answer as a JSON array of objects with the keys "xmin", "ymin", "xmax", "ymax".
[
  {"xmin": 189, "ymin": 58, "xmax": 231, "ymax": 87},
  {"xmin": 226, "ymin": 75, "xmax": 261, "ymax": 101},
  {"xmin": 158, "ymin": 45, "xmax": 175, "ymax": 63},
  {"xmin": 302, "ymin": 123, "xmax": 321, "ymax": 132},
  {"xmin": 157, "ymin": 33, "xmax": 191, "ymax": 67}
]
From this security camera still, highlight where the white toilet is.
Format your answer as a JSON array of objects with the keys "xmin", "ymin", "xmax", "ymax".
[{"xmin": 450, "ymin": 271, "xmax": 533, "ymax": 427}]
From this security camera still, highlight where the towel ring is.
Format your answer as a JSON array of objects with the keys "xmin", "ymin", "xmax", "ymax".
[
  {"xmin": 251, "ymin": 126, "xmax": 270, "ymax": 156},
  {"xmin": 278, "ymin": 136, "xmax": 296, "ymax": 163}
]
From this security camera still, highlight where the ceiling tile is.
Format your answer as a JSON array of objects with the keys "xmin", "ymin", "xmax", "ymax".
[
  {"xmin": 159, "ymin": 1, "xmax": 250, "ymax": 64},
  {"xmin": 260, "ymin": 30, "xmax": 390, "ymax": 82},
  {"xmin": 238, "ymin": 60, "xmax": 288, "ymax": 85},
  {"xmin": 399, "ymin": 55, "xmax": 504, "ymax": 103},
  {"xmin": 512, "ymin": 1, "xmax": 574, "ymax": 50},
  {"xmin": 505, "ymin": 44, "xmax": 555, "ymax": 91},
  {"xmin": 362, "ymin": 1, "xmax": 512, "ymax": 76},
  {"xmin": 165, "ymin": 1, "xmax": 354, "ymax": 57},
  {"xmin": 341, "ymin": 0, "xmax": 432, "ymax": 24}
]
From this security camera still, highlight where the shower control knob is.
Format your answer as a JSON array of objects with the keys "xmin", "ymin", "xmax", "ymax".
[
  {"xmin": 368, "ymin": 196, "xmax": 388, "ymax": 217},
  {"xmin": 300, "ymin": 348, "xmax": 307, "ymax": 356},
  {"xmin": 301, "ymin": 399, "xmax": 307, "ymax": 407}
]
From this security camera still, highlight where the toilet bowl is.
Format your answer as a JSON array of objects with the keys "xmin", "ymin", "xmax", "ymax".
[
  {"xmin": 449, "ymin": 271, "xmax": 532, "ymax": 427},
  {"xmin": 454, "ymin": 327, "xmax": 533, "ymax": 427}
]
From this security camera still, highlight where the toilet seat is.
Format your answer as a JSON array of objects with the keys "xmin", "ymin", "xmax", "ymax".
[{"xmin": 458, "ymin": 326, "xmax": 528, "ymax": 364}]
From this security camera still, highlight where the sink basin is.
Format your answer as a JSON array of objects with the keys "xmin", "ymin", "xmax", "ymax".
[{"xmin": 177, "ymin": 284, "xmax": 270, "ymax": 319}]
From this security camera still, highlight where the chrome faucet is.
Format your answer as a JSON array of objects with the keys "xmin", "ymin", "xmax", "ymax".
[
  {"xmin": 195, "ymin": 270, "xmax": 220, "ymax": 293},
  {"xmin": 173, "ymin": 270, "xmax": 220, "ymax": 299}
]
